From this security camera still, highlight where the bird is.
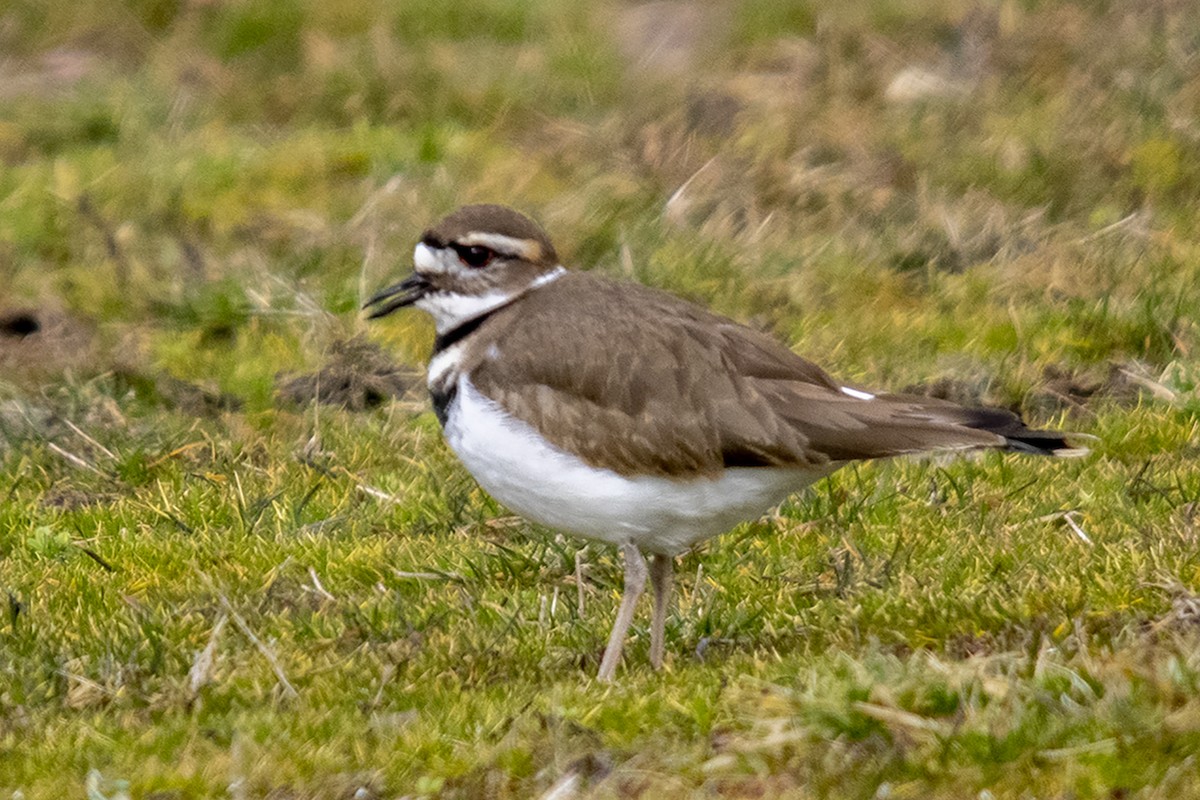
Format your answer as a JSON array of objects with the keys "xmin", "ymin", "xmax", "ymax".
[{"xmin": 364, "ymin": 203, "xmax": 1086, "ymax": 682}]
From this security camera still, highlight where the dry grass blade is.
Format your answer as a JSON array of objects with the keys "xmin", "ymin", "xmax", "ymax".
[
  {"xmin": 205, "ymin": 587, "xmax": 299, "ymax": 701},
  {"xmin": 307, "ymin": 567, "xmax": 336, "ymax": 602},
  {"xmin": 393, "ymin": 569, "xmax": 465, "ymax": 582},
  {"xmin": 188, "ymin": 612, "xmax": 228, "ymax": 697},
  {"xmin": 852, "ymin": 701, "xmax": 953, "ymax": 735},
  {"xmin": 47, "ymin": 442, "xmax": 105, "ymax": 475},
  {"xmin": 62, "ymin": 418, "xmax": 117, "ymax": 461}
]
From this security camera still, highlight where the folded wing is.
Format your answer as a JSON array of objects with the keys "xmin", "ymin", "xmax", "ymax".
[{"xmin": 468, "ymin": 276, "xmax": 1082, "ymax": 478}]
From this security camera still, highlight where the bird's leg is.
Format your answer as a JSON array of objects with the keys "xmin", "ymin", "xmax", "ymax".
[
  {"xmin": 596, "ymin": 541, "xmax": 648, "ymax": 682},
  {"xmin": 649, "ymin": 553, "xmax": 674, "ymax": 671}
]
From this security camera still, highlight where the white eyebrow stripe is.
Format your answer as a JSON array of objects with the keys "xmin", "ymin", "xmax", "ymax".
[
  {"xmin": 459, "ymin": 232, "xmax": 541, "ymax": 260},
  {"xmin": 840, "ymin": 387, "xmax": 876, "ymax": 401}
]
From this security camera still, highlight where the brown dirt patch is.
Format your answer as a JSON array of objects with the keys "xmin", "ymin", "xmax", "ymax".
[
  {"xmin": 276, "ymin": 335, "xmax": 419, "ymax": 411},
  {"xmin": 1030, "ymin": 361, "xmax": 1172, "ymax": 415},
  {"xmin": 0, "ymin": 306, "xmax": 100, "ymax": 386},
  {"xmin": 110, "ymin": 367, "xmax": 242, "ymax": 416},
  {"xmin": 39, "ymin": 483, "xmax": 114, "ymax": 511}
]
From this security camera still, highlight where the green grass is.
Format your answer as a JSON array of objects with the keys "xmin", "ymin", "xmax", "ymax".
[{"xmin": 2, "ymin": 1, "xmax": 1200, "ymax": 797}]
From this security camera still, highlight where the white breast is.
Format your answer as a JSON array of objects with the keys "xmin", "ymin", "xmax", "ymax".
[{"xmin": 443, "ymin": 378, "xmax": 834, "ymax": 555}]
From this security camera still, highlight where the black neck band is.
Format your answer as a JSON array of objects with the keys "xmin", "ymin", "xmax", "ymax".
[{"xmin": 432, "ymin": 312, "xmax": 492, "ymax": 355}]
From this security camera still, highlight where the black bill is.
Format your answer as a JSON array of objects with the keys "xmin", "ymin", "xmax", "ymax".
[{"xmin": 363, "ymin": 273, "xmax": 431, "ymax": 319}]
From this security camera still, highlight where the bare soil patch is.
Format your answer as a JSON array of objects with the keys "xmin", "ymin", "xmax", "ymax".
[{"xmin": 276, "ymin": 335, "xmax": 419, "ymax": 411}]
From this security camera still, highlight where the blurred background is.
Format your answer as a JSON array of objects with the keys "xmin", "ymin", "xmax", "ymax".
[{"xmin": 2, "ymin": 0, "xmax": 1197, "ymax": 412}]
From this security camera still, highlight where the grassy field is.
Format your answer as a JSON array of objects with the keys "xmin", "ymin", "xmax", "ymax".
[{"xmin": 2, "ymin": 1, "xmax": 1200, "ymax": 797}]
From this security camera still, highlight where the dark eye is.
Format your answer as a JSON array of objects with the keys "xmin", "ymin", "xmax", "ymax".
[{"xmin": 454, "ymin": 244, "xmax": 495, "ymax": 268}]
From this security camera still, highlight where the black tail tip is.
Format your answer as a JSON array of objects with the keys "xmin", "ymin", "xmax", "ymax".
[{"xmin": 1004, "ymin": 431, "xmax": 1096, "ymax": 458}]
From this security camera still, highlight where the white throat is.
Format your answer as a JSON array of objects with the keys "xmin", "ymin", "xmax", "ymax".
[
  {"xmin": 416, "ymin": 290, "xmax": 525, "ymax": 335},
  {"xmin": 412, "ymin": 240, "xmax": 566, "ymax": 334}
]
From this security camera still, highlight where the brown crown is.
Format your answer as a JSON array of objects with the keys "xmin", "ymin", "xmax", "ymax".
[{"xmin": 421, "ymin": 204, "xmax": 558, "ymax": 265}]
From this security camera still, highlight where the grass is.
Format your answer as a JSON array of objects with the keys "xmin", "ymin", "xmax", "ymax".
[{"xmin": 2, "ymin": 0, "xmax": 1200, "ymax": 797}]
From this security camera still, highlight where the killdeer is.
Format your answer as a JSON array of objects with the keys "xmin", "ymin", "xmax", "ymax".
[{"xmin": 365, "ymin": 204, "xmax": 1085, "ymax": 682}]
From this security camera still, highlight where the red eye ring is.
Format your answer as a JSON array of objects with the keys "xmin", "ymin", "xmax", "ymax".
[{"xmin": 453, "ymin": 244, "xmax": 494, "ymax": 268}]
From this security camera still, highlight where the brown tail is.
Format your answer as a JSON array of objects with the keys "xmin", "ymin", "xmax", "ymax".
[{"xmin": 880, "ymin": 394, "xmax": 1092, "ymax": 458}]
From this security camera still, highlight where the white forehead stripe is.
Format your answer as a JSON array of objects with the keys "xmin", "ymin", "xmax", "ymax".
[
  {"xmin": 412, "ymin": 241, "xmax": 458, "ymax": 275},
  {"xmin": 414, "ymin": 242, "xmax": 456, "ymax": 274},
  {"xmin": 460, "ymin": 232, "xmax": 542, "ymax": 260},
  {"xmin": 840, "ymin": 387, "xmax": 876, "ymax": 401},
  {"xmin": 413, "ymin": 242, "xmax": 437, "ymax": 271}
]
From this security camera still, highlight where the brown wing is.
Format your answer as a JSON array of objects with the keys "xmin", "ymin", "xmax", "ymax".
[
  {"xmin": 466, "ymin": 274, "xmax": 1060, "ymax": 478},
  {"xmin": 712, "ymin": 322, "xmax": 1011, "ymax": 461},
  {"xmin": 466, "ymin": 275, "xmax": 829, "ymax": 476}
]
